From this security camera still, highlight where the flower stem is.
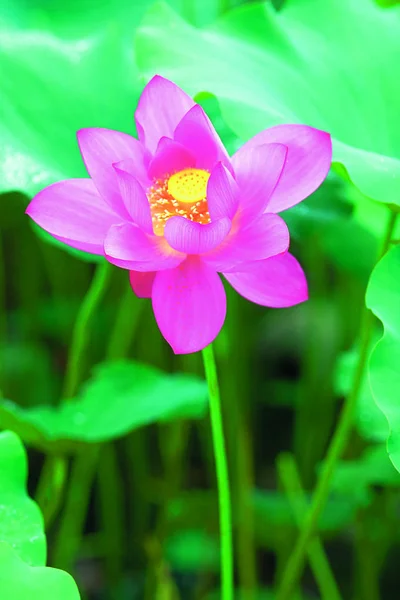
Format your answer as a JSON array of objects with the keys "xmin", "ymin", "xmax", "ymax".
[
  {"xmin": 202, "ymin": 343, "xmax": 234, "ymax": 600},
  {"xmin": 276, "ymin": 209, "xmax": 398, "ymax": 600},
  {"xmin": 97, "ymin": 443, "xmax": 125, "ymax": 588},
  {"xmin": 277, "ymin": 453, "xmax": 343, "ymax": 600},
  {"xmin": 224, "ymin": 289, "xmax": 257, "ymax": 598},
  {"xmin": 37, "ymin": 262, "xmax": 112, "ymax": 528},
  {"xmin": 0, "ymin": 230, "xmax": 6, "ymax": 387},
  {"xmin": 35, "ymin": 454, "xmax": 68, "ymax": 528},
  {"xmin": 106, "ymin": 283, "xmax": 144, "ymax": 360},
  {"xmin": 52, "ymin": 444, "xmax": 101, "ymax": 571},
  {"xmin": 63, "ymin": 261, "xmax": 112, "ymax": 399}
]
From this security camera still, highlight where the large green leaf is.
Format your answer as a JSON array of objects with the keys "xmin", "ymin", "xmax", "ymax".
[
  {"xmin": 0, "ymin": 24, "xmax": 138, "ymax": 198},
  {"xmin": 0, "ymin": 543, "xmax": 80, "ymax": 600},
  {"xmin": 0, "ymin": 0, "xmax": 152, "ymax": 35},
  {"xmin": 330, "ymin": 445, "xmax": 399, "ymax": 508},
  {"xmin": 0, "ymin": 361, "xmax": 208, "ymax": 453},
  {"xmin": 335, "ymin": 347, "xmax": 389, "ymax": 443},
  {"xmin": 0, "ymin": 431, "xmax": 45, "ymax": 566},
  {"xmin": 136, "ymin": 0, "xmax": 400, "ymax": 205},
  {"xmin": 0, "ymin": 0, "xmax": 226, "ymax": 199},
  {"xmin": 0, "ymin": 0, "xmax": 223, "ymax": 262},
  {"xmin": 366, "ymin": 245, "xmax": 400, "ymax": 472},
  {"xmin": 0, "ymin": 431, "xmax": 80, "ymax": 599},
  {"xmin": 0, "ymin": 2, "xmax": 144, "ymax": 263}
]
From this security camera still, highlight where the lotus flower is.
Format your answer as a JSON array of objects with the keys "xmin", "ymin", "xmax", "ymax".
[{"xmin": 26, "ymin": 76, "xmax": 332, "ymax": 354}]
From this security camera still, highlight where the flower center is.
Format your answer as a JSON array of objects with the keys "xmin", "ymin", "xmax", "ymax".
[
  {"xmin": 148, "ymin": 168, "xmax": 211, "ymax": 235},
  {"xmin": 167, "ymin": 168, "xmax": 210, "ymax": 203}
]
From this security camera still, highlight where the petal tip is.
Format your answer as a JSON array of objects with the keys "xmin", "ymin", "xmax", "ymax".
[
  {"xmin": 148, "ymin": 73, "xmax": 170, "ymax": 85},
  {"xmin": 76, "ymin": 127, "xmax": 89, "ymax": 142},
  {"xmin": 25, "ymin": 202, "xmax": 33, "ymax": 217}
]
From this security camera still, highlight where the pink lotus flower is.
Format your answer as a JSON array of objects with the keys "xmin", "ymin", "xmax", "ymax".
[{"xmin": 26, "ymin": 76, "xmax": 332, "ymax": 354}]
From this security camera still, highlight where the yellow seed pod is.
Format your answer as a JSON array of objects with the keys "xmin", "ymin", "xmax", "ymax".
[{"xmin": 167, "ymin": 168, "xmax": 210, "ymax": 204}]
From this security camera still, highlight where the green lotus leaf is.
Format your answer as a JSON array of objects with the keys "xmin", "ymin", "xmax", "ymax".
[
  {"xmin": 0, "ymin": 0, "xmax": 224, "ymax": 198},
  {"xmin": 136, "ymin": 0, "xmax": 400, "ymax": 205},
  {"xmin": 335, "ymin": 348, "xmax": 389, "ymax": 443},
  {"xmin": 0, "ymin": 431, "xmax": 46, "ymax": 566},
  {"xmin": 0, "ymin": 27, "xmax": 139, "ymax": 199},
  {"xmin": 0, "ymin": 541, "xmax": 81, "ymax": 600},
  {"xmin": 0, "ymin": 3, "xmax": 144, "ymax": 262},
  {"xmin": 0, "ymin": 0, "xmax": 224, "ymax": 262},
  {"xmin": 0, "ymin": 360, "xmax": 208, "ymax": 453},
  {"xmin": 366, "ymin": 245, "xmax": 400, "ymax": 472},
  {"xmin": 330, "ymin": 445, "xmax": 398, "ymax": 509},
  {"xmin": 0, "ymin": 431, "xmax": 81, "ymax": 598}
]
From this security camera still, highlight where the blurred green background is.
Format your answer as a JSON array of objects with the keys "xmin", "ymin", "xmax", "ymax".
[{"xmin": 1, "ymin": 0, "xmax": 400, "ymax": 599}]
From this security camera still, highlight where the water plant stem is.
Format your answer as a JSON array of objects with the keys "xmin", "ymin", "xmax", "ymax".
[
  {"xmin": 53, "ymin": 263, "xmax": 113, "ymax": 565},
  {"xmin": 63, "ymin": 261, "xmax": 112, "ymax": 398},
  {"xmin": 106, "ymin": 283, "xmax": 144, "ymax": 360},
  {"xmin": 277, "ymin": 453, "xmax": 343, "ymax": 600},
  {"xmin": 276, "ymin": 209, "xmax": 398, "ymax": 600},
  {"xmin": 225, "ymin": 290, "xmax": 257, "ymax": 598},
  {"xmin": 97, "ymin": 443, "xmax": 125, "ymax": 591},
  {"xmin": 35, "ymin": 455, "xmax": 68, "ymax": 528},
  {"xmin": 202, "ymin": 343, "xmax": 234, "ymax": 600},
  {"xmin": 37, "ymin": 263, "xmax": 111, "ymax": 527},
  {"xmin": 0, "ymin": 231, "xmax": 6, "ymax": 386},
  {"xmin": 53, "ymin": 444, "xmax": 101, "ymax": 571}
]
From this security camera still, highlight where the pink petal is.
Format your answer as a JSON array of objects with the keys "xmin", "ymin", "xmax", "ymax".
[
  {"xmin": 26, "ymin": 179, "xmax": 120, "ymax": 254},
  {"xmin": 233, "ymin": 125, "xmax": 332, "ymax": 213},
  {"xmin": 148, "ymin": 137, "xmax": 196, "ymax": 180},
  {"xmin": 113, "ymin": 163, "xmax": 153, "ymax": 234},
  {"xmin": 174, "ymin": 105, "xmax": 232, "ymax": 172},
  {"xmin": 152, "ymin": 257, "xmax": 226, "ymax": 354},
  {"xmin": 203, "ymin": 213, "xmax": 289, "ymax": 272},
  {"xmin": 234, "ymin": 143, "xmax": 287, "ymax": 223},
  {"xmin": 207, "ymin": 163, "xmax": 239, "ymax": 220},
  {"xmin": 135, "ymin": 75, "xmax": 195, "ymax": 154},
  {"xmin": 224, "ymin": 252, "xmax": 308, "ymax": 308},
  {"xmin": 164, "ymin": 216, "xmax": 231, "ymax": 254},
  {"xmin": 104, "ymin": 222, "xmax": 185, "ymax": 271},
  {"xmin": 77, "ymin": 128, "xmax": 150, "ymax": 218},
  {"xmin": 129, "ymin": 271, "xmax": 156, "ymax": 298}
]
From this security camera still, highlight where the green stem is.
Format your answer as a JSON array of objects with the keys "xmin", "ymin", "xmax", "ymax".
[
  {"xmin": 293, "ymin": 235, "xmax": 337, "ymax": 488},
  {"xmin": 224, "ymin": 289, "xmax": 257, "ymax": 598},
  {"xmin": 125, "ymin": 429, "xmax": 152, "ymax": 561},
  {"xmin": 234, "ymin": 419, "xmax": 257, "ymax": 599},
  {"xmin": 35, "ymin": 455, "xmax": 68, "ymax": 528},
  {"xmin": 37, "ymin": 263, "xmax": 111, "ymax": 529},
  {"xmin": 97, "ymin": 443, "xmax": 125, "ymax": 593},
  {"xmin": 277, "ymin": 453, "xmax": 343, "ymax": 600},
  {"xmin": 202, "ymin": 344, "xmax": 233, "ymax": 600},
  {"xmin": 353, "ymin": 510, "xmax": 381, "ymax": 600},
  {"xmin": 106, "ymin": 283, "xmax": 144, "ymax": 361},
  {"xmin": 144, "ymin": 420, "xmax": 190, "ymax": 600},
  {"xmin": 0, "ymin": 230, "xmax": 6, "ymax": 386},
  {"xmin": 52, "ymin": 445, "xmax": 101, "ymax": 571},
  {"xmin": 276, "ymin": 209, "xmax": 398, "ymax": 600},
  {"xmin": 63, "ymin": 262, "xmax": 112, "ymax": 398},
  {"xmin": 95, "ymin": 283, "xmax": 144, "ymax": 592},
  {"xmin": 53, "ymin": 263, "xmax": 112, "ymax": 567}
]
